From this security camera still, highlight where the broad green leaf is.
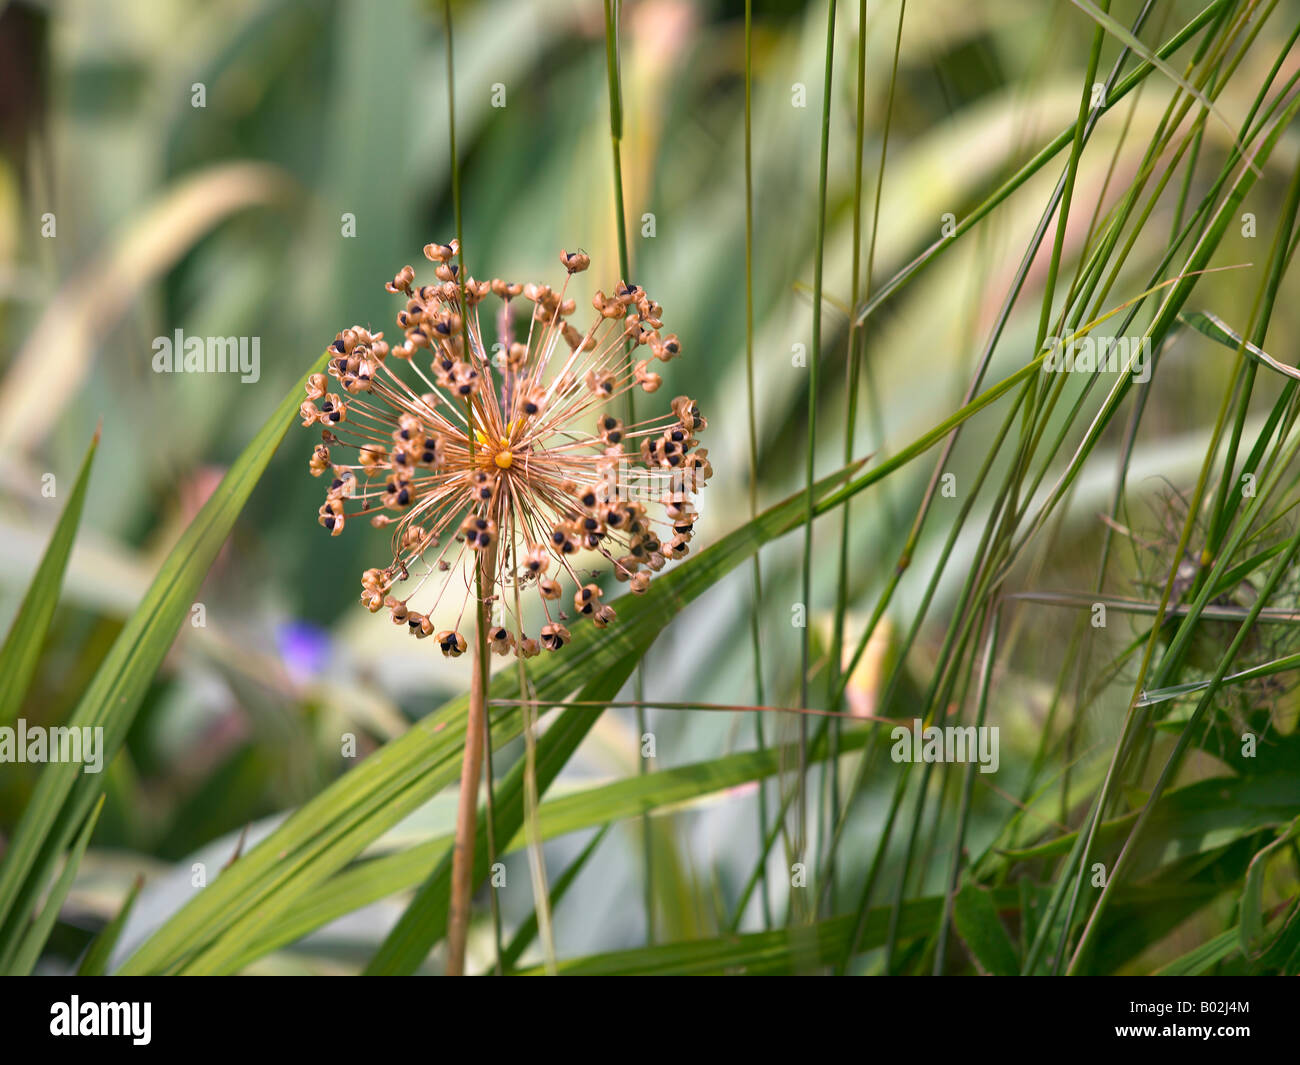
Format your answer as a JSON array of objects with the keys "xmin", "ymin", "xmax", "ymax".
[
  {"xmin": 0, "ymin": 427, "xmax": 98, "ymax": 729},
  {"xmin": 362, "ymin": 672, "xmax": 626, "ymax": 975},
  {"xmin": 514, "ymin": 884, "xmax": 1187, "ymax": 974},
  {"xmin": 0, "ymin": 353, "xmax": 329, "ymax": 964},
  {"xmin": 224, "ymin": 723, "xmax": 872, "ymax": 970},
  {"xmin": 952, "ymin": 882, "xmax": 1018, "ymax": 976},
  {"xmin": 122, "ymin": 459, "xmax": 867, "ymax": 974},
  {"xmin": 515, "ymin": 897, "xmax": 955, "ymax": 975}
]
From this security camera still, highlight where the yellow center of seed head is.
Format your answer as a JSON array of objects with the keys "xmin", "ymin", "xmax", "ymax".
[{"xmin": 494, "ymin": 448, "xmax": 514, "ymax": 470}]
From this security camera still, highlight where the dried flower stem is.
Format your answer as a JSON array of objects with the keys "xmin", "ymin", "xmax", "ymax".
[{"xmin": 447, "ymin": 535, "xmax": 496, "ymax": 976}]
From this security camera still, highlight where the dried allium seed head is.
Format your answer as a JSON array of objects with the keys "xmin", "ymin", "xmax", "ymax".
[{"xmin": 302, "ymin": 244, "xmax": 710, "ymax": 656}]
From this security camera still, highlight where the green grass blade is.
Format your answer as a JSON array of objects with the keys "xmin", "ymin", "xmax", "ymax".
[
  {"xmin": 1154, "ymin": 928, "xmax": 1240, "ymax": 975},
  {"xmin": 77, "ymin": 873, "xmax": 143, "ymax": 976},
  {"xmin": 120, "ymin": 460, "xmax": 865, "ymax": 974},
  {"xmin": 1181, "ymin": 310, "xmax": 1297, "ymax": 381},
  {"xmin": 0, "ymin": 353, "xmax": 329, "ymax": 956},
  {"xmin": 223, "ymin": 724, "xmax": 874, "ymax": 970},
  {"xmin": 7, "ymin": 796, "xmax": 104, "ymax": 976},
  {"xmin": 363, "ymin": 666, "xmax": 633, "ymax": 976},
  {"xmin": 500, "ymin": 824, "xmax": 610, "ymax": 973},
  {"xmin": 0, "ymin": 427, "xmax": 98, "ymax": 729},
  {"xmin": 1239, "ymin": 816, "xmax": 1300, "ymax": 957}
]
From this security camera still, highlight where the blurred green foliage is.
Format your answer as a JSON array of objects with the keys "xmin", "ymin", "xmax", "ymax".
[{"xmin": 2, "ymin": 0, "xmax": 1299, "ymax": 973}]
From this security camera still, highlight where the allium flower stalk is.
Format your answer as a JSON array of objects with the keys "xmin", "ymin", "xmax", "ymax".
[
  {"xmin": 300, "ymin": 241, "xmax": 710, "ymax": 974},
  {"xmin": 300, "ymin": 241, "xmax": 712, "ymax": 655}
]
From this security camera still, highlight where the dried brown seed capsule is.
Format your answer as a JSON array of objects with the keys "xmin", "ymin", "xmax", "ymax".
[
  {"xmin": 540, "ymin": 622, "xmax": 571, "ymax": 651},
  {"xmin": 436, "ymin": 629, "xmax": 468, "ymax": 657},
  {"xmin": 574, "ymin": 583, "xmax": 602, "ymax": 614},
  {"xmin": 560, "ymin": 248, "xmax": 591, "ymax": 273}
]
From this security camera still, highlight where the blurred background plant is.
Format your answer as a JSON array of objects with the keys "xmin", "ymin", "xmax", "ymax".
[{"xmin": 0, "ymin": 0, "xmax": 1298, "ymax": 975}]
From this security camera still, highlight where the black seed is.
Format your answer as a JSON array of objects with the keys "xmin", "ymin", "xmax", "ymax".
[
  {"xmin": 324, "ymin": 516, "xmax": 335, "ymax": 530},
  {"xmin": 397, "ymin": 488, "xmax": 410, "ymax": 505}
]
